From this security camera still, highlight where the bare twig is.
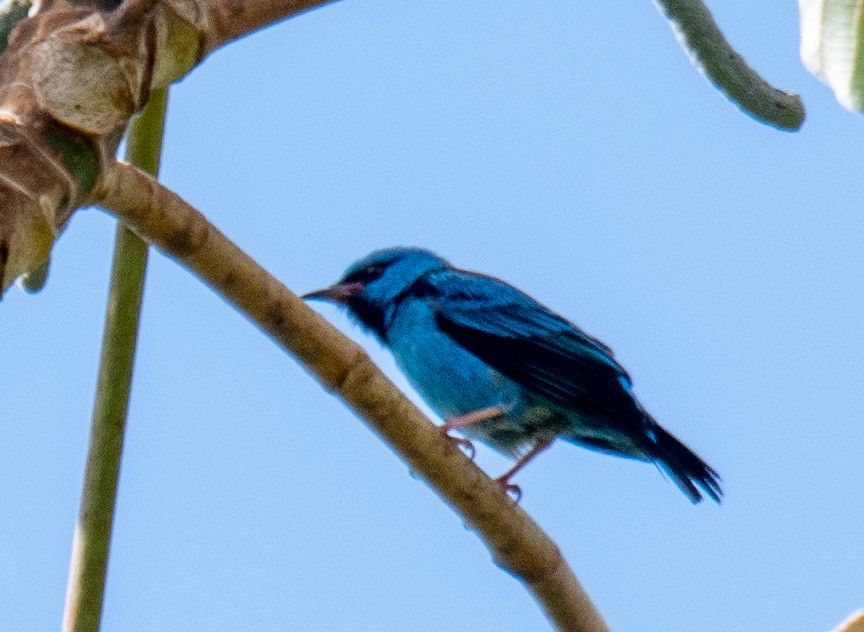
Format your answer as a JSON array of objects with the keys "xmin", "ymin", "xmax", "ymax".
[
  {"xmin": 655, "ymin": 0, "xmax": 804, "ymax": 130},
  {"xmin": 94, "ymin": 161, "xmax": 611, "ymax": 632}
]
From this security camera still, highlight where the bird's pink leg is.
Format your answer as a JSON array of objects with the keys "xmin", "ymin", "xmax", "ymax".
[
  {"xmin": 495, "ymin": 437, "xmax": 555, "ymax": 499},
  {"xmin": 440, "ymin": 406, "xmax": 506, "ymax": 458},
  {"xmin": 442, "ymin": 406, "xmax": 507, "ymax": 431}
]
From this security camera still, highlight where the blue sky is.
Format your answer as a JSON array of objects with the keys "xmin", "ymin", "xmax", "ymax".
[{"xmin": 2, "ymin": 1, "xmax": 863, "ymax": 630}]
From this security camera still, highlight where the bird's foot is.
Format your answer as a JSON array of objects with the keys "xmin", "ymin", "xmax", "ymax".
[
  {"xmin": 440, "ymin": 428, "xmax": 476, "ymax": 459},
  {"xmin": 495, "ymin": 476, "xmax": 522, "ymax": 502},
  {"xmin": 440, "ymin": 407, "xmax": 507, "ymax": 459}
]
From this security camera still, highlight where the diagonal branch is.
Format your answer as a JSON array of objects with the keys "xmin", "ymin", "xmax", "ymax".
[
  {"xmin": 203, "ymin": 0, "xmax": 339, "ymax": 53},
  {"xmin": 832, "ymin": 611, "xmax": 864, "ymax": 632},
  {"xmin": 94, "ymin": 161, "xmax": 611, "ymax": 632}
]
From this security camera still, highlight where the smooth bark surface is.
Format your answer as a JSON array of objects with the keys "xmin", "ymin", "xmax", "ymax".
[
  {"xmin": 204, "ymin": 0, "xmax": 338, "ymax": 52},
  {"xmin": 833, "ymin": 611, "xmax": 864, "ymax": 632}
]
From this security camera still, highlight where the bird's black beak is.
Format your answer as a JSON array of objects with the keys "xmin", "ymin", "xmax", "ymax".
[{"xmin": 302, "ymin": 281, "xmax": 363, "ymax": 304}]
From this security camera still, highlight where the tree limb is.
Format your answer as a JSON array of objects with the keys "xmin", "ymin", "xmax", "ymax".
[
  {"xmin": 94, "ymin": 160, "xmax": 612, "ymax": 632},
  {"xmin": 833, "ymin": 611, "xmax": 864, "ymax": 632},
  {"xmin": 202, "ymin": 0, "xmax": 338, "ymax": 53}
]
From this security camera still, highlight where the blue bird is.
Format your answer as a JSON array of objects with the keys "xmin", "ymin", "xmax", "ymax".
[{"xmin": 304, "ymin": 248, "xmax": 721, "ymax": 503}]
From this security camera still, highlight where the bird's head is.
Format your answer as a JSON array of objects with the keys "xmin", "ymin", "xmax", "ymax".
[{"xmin": 303, "ymin": 247, "xmax": 448, "ymax": 341}]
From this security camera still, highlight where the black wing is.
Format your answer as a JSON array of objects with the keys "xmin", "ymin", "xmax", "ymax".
[
  {"xmin": 416, "ymin": 269, "xmax": 722, "ymax": 503},
  {"xmin": 417, "ymin": 269, "xmax": 646, "ymax": 428}
]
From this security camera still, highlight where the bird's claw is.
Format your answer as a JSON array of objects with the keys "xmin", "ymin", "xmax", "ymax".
[
  {"xmin": 496, "ymin": 478, "xmax": 522, "ymax": 503},
  {"xmin": 441, "ymin": 430, "xmax": 476, "ymax": 459}
]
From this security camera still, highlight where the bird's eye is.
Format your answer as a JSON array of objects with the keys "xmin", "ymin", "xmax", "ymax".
[{"xmin": 342, "ymin": 264, "xmax": 386, "ymax": 285}]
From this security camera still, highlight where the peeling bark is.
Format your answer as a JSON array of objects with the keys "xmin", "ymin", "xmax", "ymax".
[{"xmin": 0, "ymin": 0, "xmax": 317, "ymax": 294}]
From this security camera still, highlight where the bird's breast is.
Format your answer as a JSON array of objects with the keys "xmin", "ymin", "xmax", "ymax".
[
  {"xmin": 388, "ymin": 304, "xmax": 507, "ymax": 410},
  {"xmin": 387, "ymin": 302, "xmax": 557, "ymax": 456}
]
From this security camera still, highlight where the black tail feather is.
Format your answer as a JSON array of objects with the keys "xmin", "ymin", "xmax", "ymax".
[{"xmin": 652, "ymin": 425, "xmax": 722, "ymax": 503}]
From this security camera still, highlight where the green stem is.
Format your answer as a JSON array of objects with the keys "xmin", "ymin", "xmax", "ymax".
[
  {"xmin": 655, "ymin": 0, "xmax": 804, "ymax": 130},
  {"xmin": 62, "ymin": 88, "xmax": 168, "ymax": 632}
]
